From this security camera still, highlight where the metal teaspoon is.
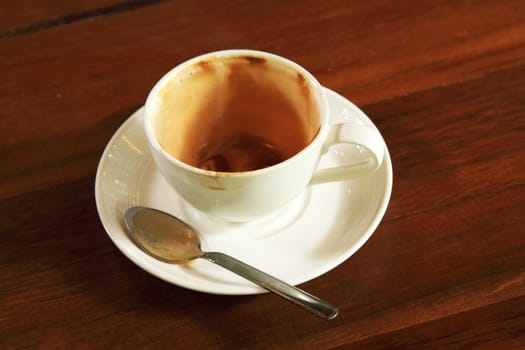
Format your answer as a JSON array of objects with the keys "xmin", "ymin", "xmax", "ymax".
[{"xmin": 124, "ymin": 206, "xmax": 339, "ymax": 320}]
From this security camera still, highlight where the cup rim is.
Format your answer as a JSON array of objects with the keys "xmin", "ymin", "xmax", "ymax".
[{"xmin": 144, "ymin": 49, "xmax": 330, "ymax": 177}]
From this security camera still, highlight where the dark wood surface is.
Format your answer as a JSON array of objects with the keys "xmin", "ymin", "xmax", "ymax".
[{"xmin": 1, "ymin": 1, "xmax": 524, "ymax": 348}]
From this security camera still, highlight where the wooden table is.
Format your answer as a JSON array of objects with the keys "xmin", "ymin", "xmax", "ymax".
[{"xmin": 2, "ymin": 1, "xmax": 524, "ymax": 348}]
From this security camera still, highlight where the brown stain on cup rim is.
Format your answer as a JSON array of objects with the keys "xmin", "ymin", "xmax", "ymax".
[
  {"xmin": 296, "ymin": 72, "xmax": 311, "ymax": 99},
  {"xmin": 239, "ymin": 55, "xmax": 267, "ymax": 65},
  {"xmin": 195, "ymin": 59, "xmax": 215, "ymax": 72}
]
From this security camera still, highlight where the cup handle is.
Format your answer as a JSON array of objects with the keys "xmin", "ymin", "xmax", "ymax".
[{"xmin": 309, "ymin": 122, "xmax": 385, "ymax": 185}]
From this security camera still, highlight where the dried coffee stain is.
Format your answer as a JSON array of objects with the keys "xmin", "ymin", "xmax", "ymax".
[
  {"xmin": 297, "ymin": 72, "xmax": 310, "ymax": 99},
  {"xmin": 205, "ymin": 173, "xmax": 225, "ymax": 190},
  {"xmin": 239, "ymin": 55, "xmax": 267, "ymax": 65},
  {"xmin": 196, "ymin": 59, "xmax": 214, "ymax": 72}
]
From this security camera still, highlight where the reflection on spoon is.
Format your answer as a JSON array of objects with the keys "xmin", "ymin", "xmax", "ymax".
[{"xmin": 124, "ymin": 207, "xmax": 338, "ymax": 320}]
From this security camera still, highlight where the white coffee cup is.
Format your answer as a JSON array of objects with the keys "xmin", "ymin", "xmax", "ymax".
[{"xmin": 145, "ymin": 50, "xmax": 385, "ymax": 222}]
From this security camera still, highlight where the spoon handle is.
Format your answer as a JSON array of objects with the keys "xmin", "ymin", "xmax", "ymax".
[{"xmin": 202, "ymin": 251, "xmax": 338, "ymax": 320}]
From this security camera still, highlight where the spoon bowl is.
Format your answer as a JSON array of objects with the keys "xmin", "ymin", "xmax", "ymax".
[
  {"xmin": 125, "ymin": 206, "xmax": 203, "ymax": 263},
  {"xmin": 124, "ymin": 206, "xmax": 338, "ymax": 320}
]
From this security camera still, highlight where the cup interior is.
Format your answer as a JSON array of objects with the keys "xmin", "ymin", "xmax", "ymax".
[{"xmin": 146, "ymin": 52, "xmax": 322, "ymax": 173}]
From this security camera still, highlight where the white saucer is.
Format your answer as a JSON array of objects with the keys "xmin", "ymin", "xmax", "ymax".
[{"xmin": 95, "ymin": 88, "xmax": 393, "ymax": 295}]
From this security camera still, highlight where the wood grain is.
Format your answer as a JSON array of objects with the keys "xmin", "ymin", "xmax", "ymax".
[
  {"xmin": 0, "ymin": 0, "xmax": 162, "ymax": 35},
  {"xmin": 1, "ymin": 0, "xmax": 524, "ymax": 198},
  {"xmin": 342, "ymin": 295, "xmax": 525, "ymax": 349},
  {"xmin": 1, "ymin": 0, "xmax": 524, "ymax": 348}
]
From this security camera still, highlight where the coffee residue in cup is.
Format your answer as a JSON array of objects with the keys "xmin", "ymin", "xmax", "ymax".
[
  {"xmin": 196, "ymin": 134, "xmax": 286, "ymax": 172},
  {"xmin": 153, "ymin": 54, "xmax": 321, "ymax": 173}
]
